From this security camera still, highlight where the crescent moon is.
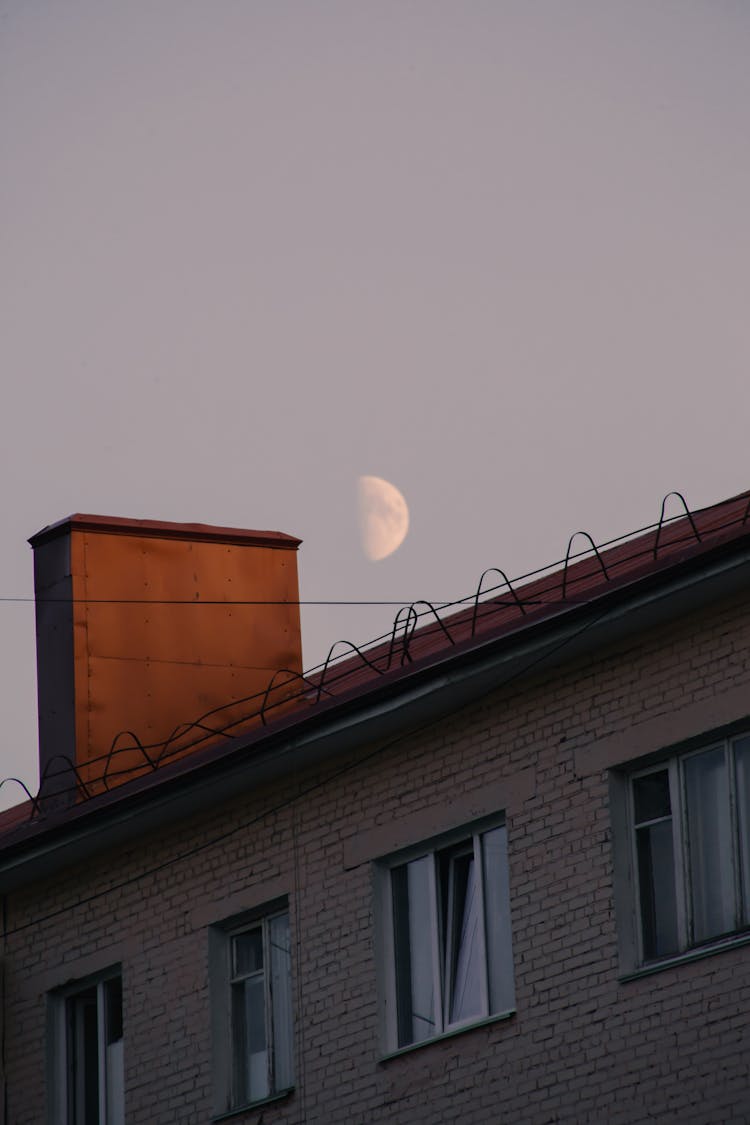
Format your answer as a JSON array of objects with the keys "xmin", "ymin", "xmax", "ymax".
[{"xmin": 358, "ymin": 476, "xmax": 410, "ymax": 561}]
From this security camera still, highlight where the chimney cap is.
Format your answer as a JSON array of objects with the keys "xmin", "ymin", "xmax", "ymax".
[{"xmin": 29, "ymin": 513, "xmax": 302, "ymax": 551}]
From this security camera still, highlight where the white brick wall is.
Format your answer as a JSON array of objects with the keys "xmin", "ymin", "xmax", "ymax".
[{"xmin": 5, "ymin": 589, "xmax": 750, "ymax": 1123}]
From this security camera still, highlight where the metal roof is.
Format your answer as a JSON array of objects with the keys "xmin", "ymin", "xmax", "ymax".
[{"xmin": 1, "ymin": 487, "xmax": 749, "ymax": 865}]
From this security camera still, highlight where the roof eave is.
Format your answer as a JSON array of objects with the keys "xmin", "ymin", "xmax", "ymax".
[{"xmin": 2, "ymin": 535, "xmax": 750, "ymax": 893}]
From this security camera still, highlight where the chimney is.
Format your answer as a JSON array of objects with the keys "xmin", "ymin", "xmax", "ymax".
[{"xmin": 30, "ymin": 515, "xmax": 303, "ymax": 801}]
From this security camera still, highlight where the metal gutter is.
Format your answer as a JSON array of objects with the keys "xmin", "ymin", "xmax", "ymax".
[{"xmin": 2, "ymin": 538, "xmax": 750, "ymax": 892}]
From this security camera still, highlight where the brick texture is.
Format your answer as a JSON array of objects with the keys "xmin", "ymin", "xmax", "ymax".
[{"xmin": 5, "ymin": 590, "xmax": 750, "ymax": 1123}]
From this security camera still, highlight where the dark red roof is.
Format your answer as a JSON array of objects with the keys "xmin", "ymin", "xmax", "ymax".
[
  {"xmin": 3, "ymin": 487, "xmax": 750, "ymax": 840},
  {"xmin": 0, "ymin": 798, "xmax": 34, "ymax": 834},
  {"xmin": 307, "ymin": 487, "xmax": 750, "ymax": 700}
]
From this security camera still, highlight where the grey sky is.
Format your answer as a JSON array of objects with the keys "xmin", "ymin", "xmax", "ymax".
[{"xmin": 2, "ymin": 1, "xmax": 749, "ymax": 805}]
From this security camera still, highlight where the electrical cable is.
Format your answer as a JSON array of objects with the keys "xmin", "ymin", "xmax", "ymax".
[
  {"xmin": 0, "ymin": 497, "xmax": 743, "ymax": 610},
  {"xmin": 0, "ymin": 597, "xmax": 452, "ymax": 605},
  {"xmin": 2, "ymin": 492, "xmax": 747, "ymax": 806}
]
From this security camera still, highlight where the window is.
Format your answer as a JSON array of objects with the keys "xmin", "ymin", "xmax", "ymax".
[
  {"xmin": 210, "ymin": 905, "xmax": 294, "ymax": 1114},
  {"xmin": 378, "ymin": 819, "xmax": 515, "ymax": 1052},
  {"xmin": 49, "ymin": 969, "xmax": 123, "ymax": 1125},
  {"xmin": 629, "ymin": 732, "xmax": 750, "ymax": 965}
]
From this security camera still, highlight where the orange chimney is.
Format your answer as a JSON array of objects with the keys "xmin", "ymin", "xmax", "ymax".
[{"xmin": 30, "ymin": 515, "xmax": 303, "ymax": 800}]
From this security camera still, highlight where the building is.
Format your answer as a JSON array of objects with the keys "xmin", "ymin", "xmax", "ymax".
[{"xmin": 2, "ymin": 491, "xmax": 750, "ymax": 1124}]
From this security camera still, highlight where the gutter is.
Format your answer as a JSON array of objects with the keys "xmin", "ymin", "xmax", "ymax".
[{"xmin": 2, "ymin": 536, "xmax": 750, "ymax": 892}]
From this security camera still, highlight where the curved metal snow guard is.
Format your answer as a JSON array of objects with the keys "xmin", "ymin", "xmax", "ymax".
[
  {"xmin": 7, "ymin": 486, "xmax": 750, "ymax": 822},
  {"xmin": 653, "ymin": 491, "xmax": 702, "ymax": 558},
  {"xmin": 561, "ymin": 532, "xmax": 609, "ymax": 600}
]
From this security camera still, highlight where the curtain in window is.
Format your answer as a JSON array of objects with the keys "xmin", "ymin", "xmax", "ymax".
[
  {"xmin": 684, "ymin": 748, "xmax": 734, "ymax": 942},
  {"xmin": 448, "ymin": 854, "xmax": 482, "ymax": 1024},
  {"xmin": 231, "ymin": 930, "xmax": 268, "ymax": 1104},
  {"xmin": 392, "ymin": 856, "xmax": 436, "ymax": 1046}
]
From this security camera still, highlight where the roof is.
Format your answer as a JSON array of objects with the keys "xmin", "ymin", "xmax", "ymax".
[
  {"xmin": 2, "ymin": 487, "xmax": 750, "ymax": 864},
  {"xmin": 0, "ymin": 799, "xmax": 34, "ymax": 836},
  {"xmin": 313, "ymin": 488, "xmax": 750, "ymax": 698},
  {"xmin": 29, "ymin": 513, "xmax": 301, "ymax": 550}
]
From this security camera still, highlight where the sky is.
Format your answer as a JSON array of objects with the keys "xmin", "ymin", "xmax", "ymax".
[{"xmin": 2, "ymin": 1, "xmax": 750, "ymax": 807}]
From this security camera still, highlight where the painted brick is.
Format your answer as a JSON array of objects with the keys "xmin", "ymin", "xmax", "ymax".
[{"xmin": 4, "ymin": 590, "xmax": 750, "ymax": 1122}]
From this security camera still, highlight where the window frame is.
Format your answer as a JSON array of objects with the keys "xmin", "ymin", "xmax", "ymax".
[
  {"xmin": 375, "ymin": 815, "xmax": 515, "ymax": 1056},
  {"xmin": 209, "ymin": 899, "xmax": 294, "ymax": 1118},
  {"xmin": 47, "ymin": 965, "xmax": 123, "ymax": 1125},
  {"xmin": 622, "ymin": 730, "xmax": 750, "ymax": 973}
]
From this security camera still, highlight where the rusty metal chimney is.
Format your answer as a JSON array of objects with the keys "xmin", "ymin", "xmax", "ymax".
[{"xmin": 30, "ymin": 515, "xmax": 303, "ymax": 801}]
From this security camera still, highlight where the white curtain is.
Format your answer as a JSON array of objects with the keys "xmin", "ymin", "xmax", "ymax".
[
  {"xmin": 449, "ymin": 858, "xmax": 482, "ymax": 1023},
  {"xmin": 685, "ymin": 749, "xmax": 734, "ymax": 941}
]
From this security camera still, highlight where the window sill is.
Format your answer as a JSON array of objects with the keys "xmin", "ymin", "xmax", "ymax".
[
  {"xmin": 213, "ymin": 1088, "xmax": 294, "ymax": 1121},
  {"xmin": 619, "ymin": 930, "xmax": 750, "ymax": 983},
  {"xmin": 379, "ymin": 1008, "xmax": 515, "ymax": 1062}
]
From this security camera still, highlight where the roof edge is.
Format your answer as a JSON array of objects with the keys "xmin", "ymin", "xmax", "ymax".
[
  {"xmin": 3, "ymin": 532, "xmax": 750, "ymax": 890},
  {"xmin": 28, "ymin": 514, "xmax": 302, "ymax": 551}
]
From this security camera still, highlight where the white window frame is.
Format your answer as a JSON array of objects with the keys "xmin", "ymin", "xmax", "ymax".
[
  {"xmin": 209, "ymin": 900, "xmax": 294, "ymax": 1117},
  {"xmin": 47, "ymin": 966, "xmax": 123, "ymax": 1125},
  {"xmin": 625, "ymin": 731, "xmax": 750, "ymax": 969},
  {"xmin": 375, "ymin": 815, "xmax": 515, "ymax": 1055}
]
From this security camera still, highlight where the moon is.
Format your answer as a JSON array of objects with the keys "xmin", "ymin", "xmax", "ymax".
[{"xmin": 358, "ymin": 476, "xmax": 410, "ymax": 561}]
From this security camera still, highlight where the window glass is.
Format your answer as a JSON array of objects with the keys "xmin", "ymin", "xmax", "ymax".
[
  {"xmin": 233, "ymin": 929, "xmax": 263, "ymax": 976},
  {"xmin": 392, "ymin": 856, "xmax": 436, "ymax": 1047},
  {"xmin": 734, "ymin": 736, "xmax": 750, "ymax": 925},
  {"xmin": 636, "ymin": 819, "xmax": 679, "ymax": 959},
  {"xmin": 633, "ymin": 770, "xmax": 671, "ymax": 824},
  {"xmin": 219, "ymin": 909, "xmax": 294, "ymax": 1112},
  {"xmin": 58, "ymin": 973, "xmax": 123, "ymax": 1125},
  {"xmin": 104, "ymin": 977, "xmax": 124, "ymax": 1125},
  {"xmin": 104, "ymin": 976, "xmax": 123, "ymax": 1044},
  {"xmin": 232, "ymin": 976, "xmax": 268, "ymax": 1103},
  {"xmin": 684, "ymin": 748, "xmax": 734, "ymax": 942},
  {"xmin": 627, "ymin": 734, "xmax": 750, "ymax": 968},
  {"xmin": 632, "ymin": 770, "xmax": 679, "ymax": 961},
  {"xmin": 67, "ymin": 988, "xmax": 99, "ymax": 1125},
  {"xmin": 481, "ymin": 826, "xmax": 515, "ymax": 1013},
  {"xmin": 269, "ymin": 913, "xmax": 294, "ymax": 1092},
  {"xmin": 441, "ymin": 848, "xmax": 482, "ymax": 1024},
  {"xmin": 386, "ymin": 819, "xmax": 514, "ymax": 1050}
]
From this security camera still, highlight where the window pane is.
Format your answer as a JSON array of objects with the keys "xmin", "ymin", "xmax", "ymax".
[
  {"xmin": 481, "ymin": 826, "xmax": 515, "ymax": 1014},
  {"xmin": 67, "ymin": 988, "xmax": 99, "ymax": 1125},
  {"xmin": 106, "ymin": 1038, "xmax": 124, "ymax": 1125},
  {"xmin": 735, "ymin": 736, "xmax": 750, "ymax": 925},
  {"xmin": 684, "ymin": 748, "xmax": 735, "ymax": 942},
  {"xmin": 104, "ymin": 977, "xmax": 124, "ymax": 1125},
  {"xmin": 232, "ymin": 976, "xmax": 268, "ymax": 1104},
  {"xmin": 637, "ymin": 820, "xmax": 679, "ymax": 959},
  {"xmin": 443, "ymin": 852, "xmax": 482, "ymax": 1024},
  {"xmin": 104, "ymin": 976, "xmax": 123, "ymax": 1045},
  {"xmin": 391, "ymin": 857, "xmax": 436, "ymax": 1047},
  {"xmin": 269, "ymin": 913, "xmax": 294, "ymax": 1092},
  {"xmin": 233, "ymin": 929, "xmax": 263, "ymax": 977},
  {"xmin": 633, "ymin": 770, "xmax": 671, "ymax": 824}
]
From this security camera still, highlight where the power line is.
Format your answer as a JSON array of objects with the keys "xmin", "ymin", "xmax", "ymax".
[
  {"xmin": 0, "ymin": 596, "xmax": 453, "ymax": 606},
  {"xmin": 0, "ymin": 501, "xmax": 741, "ymax": 609},
  {"xmin": 0, "ymin": 499, "xmax": 740, "ymax": 799},
  {"xmin": 0, "ymin": 595, "xmax": 596, "ymax": 607}
]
